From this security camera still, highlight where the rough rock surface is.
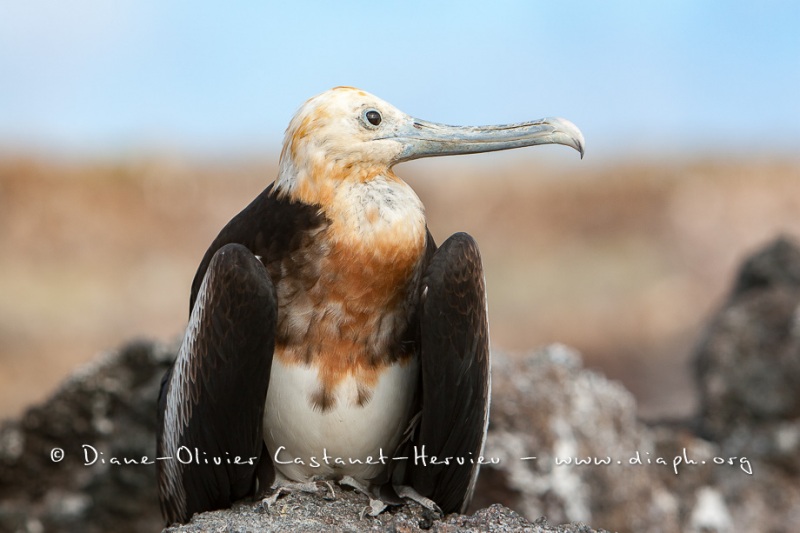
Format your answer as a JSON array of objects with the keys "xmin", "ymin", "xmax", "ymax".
[
  {"xmin": 0, "ymin": 340, "xmax": 174, "ymax": 533},
  {"xmin": 1, "ymin": 236, "xmax": 800, "ymax": 532},
  {"xmin": 472, "ymin": 345, "xmax": 679, "ymax": 533},
  {"xmin": 164, "ymin": 489, "xmax": 604, "ymax": 533}
]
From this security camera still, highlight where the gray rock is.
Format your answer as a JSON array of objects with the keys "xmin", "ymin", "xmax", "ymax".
[
  {"xmin": 164, "ymin": 489, "xmax": 606, "ymax": 533},
  {"xmin": 473, "ymin": 345, "xmax": 679, "ymax": 533},
  {"xmin": 0, "ymin": 340, "xmax": 174, "ymax": 533},
  {"xmin": 650, "ymin": 425, "xmax": 800, "ymax": 533},
  {"xmin": 694, "ymin": 236, "xmax": 800, "ymax": 472}
]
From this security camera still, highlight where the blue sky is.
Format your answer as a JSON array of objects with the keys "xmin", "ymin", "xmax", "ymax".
[{"xmin": 1, "ymin": 1, "xmax": 798, "ymax": 160}]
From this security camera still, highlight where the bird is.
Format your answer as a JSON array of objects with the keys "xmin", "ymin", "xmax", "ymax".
[{"xmin": 156, "ymin": 86, "xmax": 584, "ymax": 525}]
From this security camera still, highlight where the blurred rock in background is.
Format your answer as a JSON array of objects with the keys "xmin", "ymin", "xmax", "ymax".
[{"xmin": 694, "ymin": 236, "xmax": 800, "ymax": 475}]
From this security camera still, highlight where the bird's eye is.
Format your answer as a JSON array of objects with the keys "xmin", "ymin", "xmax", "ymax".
[{"xmin": 364, "ymin": 109, "xmax": 382, "ymax": 127}]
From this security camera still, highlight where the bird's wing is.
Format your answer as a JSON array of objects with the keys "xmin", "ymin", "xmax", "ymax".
[
  {"xmin": 157, "ymin": 184, "xmax": 326, "ymax": 524},
  {"xmin": 189, "ymin": 183, "xmax": 326, "ymax": 314},
  {"xmin": 409, "ymin": 232, "xmax": 491, "ymax": 514},
  {"xmin": 157, "ymin": 243, "xmax": 276, "ymax": 525}
]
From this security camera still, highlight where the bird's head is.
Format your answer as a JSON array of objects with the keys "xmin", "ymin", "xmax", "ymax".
[{"xmin": 276, "ymin": 86, "xmax": 584, "ymax": 205}]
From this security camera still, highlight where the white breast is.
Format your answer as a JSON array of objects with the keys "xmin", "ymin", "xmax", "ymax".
[{"xmin": 263, "ymin": 354, "xmax": 419, "ymax": 482}]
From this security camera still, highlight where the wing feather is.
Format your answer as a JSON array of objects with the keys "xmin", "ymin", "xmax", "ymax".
[
  {"xmin": 157, "ymin": 184, "xmax": 326, "ymax": 524},
  {"xmin": 410, "ymin": 232, "xmax": 491, "ymax": 514},
  {"xmin": 156, "ymin": 243, "xmax": 276, "ymax": 525}
]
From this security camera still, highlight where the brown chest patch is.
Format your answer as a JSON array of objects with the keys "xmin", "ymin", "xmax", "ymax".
[{"xmin": 273, "ymin": 220, "xmax": 426, "ymax": 411}]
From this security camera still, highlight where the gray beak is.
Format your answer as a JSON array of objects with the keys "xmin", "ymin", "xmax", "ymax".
[{"xmin": 391, "ymin": 116, "xmax": 585, "ymax": 164}]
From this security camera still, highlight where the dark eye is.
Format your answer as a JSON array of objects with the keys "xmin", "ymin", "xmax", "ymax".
[{"xmin": 364, "ymin": 109, "xmax": 382, "ymax": 126}]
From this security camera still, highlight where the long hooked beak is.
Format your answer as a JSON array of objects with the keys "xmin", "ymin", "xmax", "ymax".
[{"xmin": 390, "ymin": 116, "xmax": 585, "ymax": 164}]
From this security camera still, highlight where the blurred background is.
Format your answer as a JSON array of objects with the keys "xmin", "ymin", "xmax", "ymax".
[{"xmin": 1, "ymin": 2, "xmax": 798, "ymax": 420}]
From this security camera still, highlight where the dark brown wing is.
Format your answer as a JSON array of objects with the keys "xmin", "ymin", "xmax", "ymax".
[
  {"xmin": 156, "ymin": 244, "xmax": 276, "ymax": 525},
  {"xmin": 157, "ymin": 184, "xmax": 326, "ymax": 525},
  {"xmin": 190, "ymin": 183, "xmax": 326, "ymax": 313},
  {"xmin": 409, "ymin": 232, "xmax": 491, "ymax": 514}
]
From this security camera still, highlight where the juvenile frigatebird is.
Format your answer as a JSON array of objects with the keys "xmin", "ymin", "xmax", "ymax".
[{"xmin": 156, "ymin": 86, "xmax": 584, "ymax": 525}]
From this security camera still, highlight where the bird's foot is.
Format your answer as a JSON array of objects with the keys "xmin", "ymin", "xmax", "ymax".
[
  {"xmin": 339, "ymin": 475, "xmax": 390, "ymax": 518},
  {"xmin": 260, "ymin": 477, "xmax": 335, "ymax": 511},
  {"xmin": 393, "ymin": 484, "xmax": 443, "ymax": 518}
]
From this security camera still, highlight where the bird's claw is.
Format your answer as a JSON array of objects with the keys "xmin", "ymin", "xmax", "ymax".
[
  {"xmin": 321, "ymin": 480, "xmax": 336, "ymax": 500},
  {"xmin": 394, "ymin": 484, "xmax": 443, "ymax": 518},
  {"xmin": 259, "ymin": 487, "xmax": 286, "ymax": 513},
  {"xmin": 339, "ymin": 475, "xmax": 391, "ymax": 518},
  {"xmin": 259, "ymin": 478, "xmax": 326, "ymax": 512},
  {"xmin": 359, "ymin": 498, "xmax": 389, "ymax": 519}
]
